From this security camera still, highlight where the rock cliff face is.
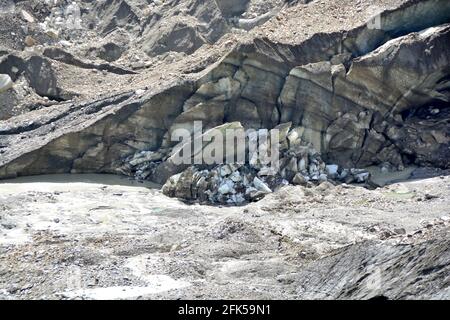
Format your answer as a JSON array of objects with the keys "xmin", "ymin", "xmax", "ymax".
[
  {"xmin": 294, "ymin": 236, "xmax": 450, "ymax": 300},
  {"xmin": 0, "ymin": 0, "xmax": 449, "ymax": 200}
]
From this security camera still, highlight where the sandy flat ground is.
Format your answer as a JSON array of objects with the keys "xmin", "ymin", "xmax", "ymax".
[{"xmin": 0, "ymin": 173, "xmax": 449, "ymax": 299}]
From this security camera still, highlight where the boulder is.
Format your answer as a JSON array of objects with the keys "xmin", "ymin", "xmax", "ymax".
[
  {"xmin": 218, "ymin": 180, "xmax": 235, "ymax": 195},
  {"xmin": 96, "ymin": 42, "xmax": 125, "ymax": 62},
  {"xmin": 253, "ymin": 177, "xmax": 272, "ymax": 194},
  {"xmin": 325, "ymin": 165, "xmax": 339, "ymax": 178},
  {"xmin": 20, "ymin": 10, "xmax": 35, "ymax": 23},
  {"xmin": 0, "ymin": 74, "xmax": 13, "ymax": 93},
  {"xmin": 292, "ymin": 173, "xmax": 308, "ymax": 186},
  {"xmin": 153, "ymin": 122, "xmax": 245, "ymax": 184},
  {"xmin": 24, "ymin": 36, "xmax": 38, "ymax": 47},
  {"xmin": 354, "ymin": 171, "xmax": 370, "ymax": 183},
  {"xmin": 272, "ymin": 122, "xmax": 292, "ymax": 151}
]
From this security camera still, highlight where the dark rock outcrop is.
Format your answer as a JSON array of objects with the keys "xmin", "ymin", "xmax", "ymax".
[{"xmin": 295, "ymin": 237, "xmax": 450, "ymax": 300}]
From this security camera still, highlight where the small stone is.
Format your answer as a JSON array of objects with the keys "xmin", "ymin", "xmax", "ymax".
[
  {"xmin": 317, "ymin": 181, "xmax": 334, "ymax": 191},
  {"xmin": 220, "ymin": 165, "xmax": 232, "ymax": 177},
  {"xmin": 24, "ymin": 35, "xmax": 38, "ymax": 47},
  {"xmin": 354, "ymin": 171, "xmax": 370, "ymax": 183},
  {"xmin": 325, "ymin": 164, "xmax": 339, "ymax": 177},
  {"xmin": 394, "ymin": 228, "xmax": 406, "ymax": 235},
  {"xmin": 339, "ymin": 169, "xmax": 349, "ymax": 180},
  {"xmin": 253, "ymin": 177, "xmax": 272, "ymax": 194},
  {"xmin": 245, "ymin": 186, "xmax": 258, "ymax": 195},
  {"xmin": 425, "ymin": 193, "xmax": 438, "ymax": 200},
  {"xmin": 430, "ymin": 108, "xmax": 440, "ymax": 115},
  {"xmin": 258, "ymin": 166, "xmax": 278, "ymax": 176},
  {"xmin": 298, "ymin": 157, "xmax": 307, "ymax": 171},
  {"xmin": 229, "ymin": 163, "xmax": 242, "ymax": 172},
  {"xmin": 380, "ymin": 230, "xmax": 394, "ymax": 239},
  {"xmin": 129, "ymin": 151, "xmax": 163, "ymax": 166},
  {"xmin": 45, "ymin": 29, "xmax": 59, "ymax": 39},
  {"xmin": 21, "ymin": 10, "xmax": 35, "ymax": 23},
  {"xmin": 0, "ymin": 74, "xmax": 13, "ymax": 93},
  {"xmin": 287, "ymin": 129, "xmax": 301, "ymax": 147},
  {"xmin": 59, "ymin": 40, "xmax": 72, "ymax": 47},
  {"xmin": 132, "ymin": 61, "xmax": 145, "ymax": 69},
  {"xmin": 309, "ymin": 163, "xmax": 318, "ymax": 176},
  {"xmin": 248, "ymin": 190, "xmax": 267, "ymax": 201},
  {"xmin": 1, "ymin": 222, "xmax": 16, "ymax": 230},
  {"xmin": 292, "ymin": 173, "xmax": 307, "ymax": 186},
  {"xmin": 218, "ymin": 180, "xmax": 235, "ymax": 195},
  {"xmin": 230, "ymin": 171, "xmax": 242, "ymax": 182},
  {"xmin": 232, "ymin": 193, "xmax": 245, "ymax": 204},
  {"xmin": 7, "ymin": 286, "xmax": 20, "ymax": 294}
]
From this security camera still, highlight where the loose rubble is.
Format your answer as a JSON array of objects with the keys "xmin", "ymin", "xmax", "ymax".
[
  {"xmin": 120, "ymin": 122, "xmax": 372, "ymax": 204},
  {"xmin": 0, "ymin": 74, "xmax": 13, "ymax": 93}
]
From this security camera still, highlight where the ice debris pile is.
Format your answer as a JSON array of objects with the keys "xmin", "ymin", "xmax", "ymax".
[{"xmin": 120, "ymin": 122, "xmax": 373, "ymax": 204}]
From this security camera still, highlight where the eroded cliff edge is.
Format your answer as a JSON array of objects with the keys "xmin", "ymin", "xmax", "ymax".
[{"xmin": 0, "ymin": 0, "xmax": 449, "ymax": 191}]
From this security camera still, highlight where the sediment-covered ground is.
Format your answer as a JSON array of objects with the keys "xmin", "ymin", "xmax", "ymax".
[{"xmin": 0, "ymin": 171, "xmax": 449, "ymax": 300}]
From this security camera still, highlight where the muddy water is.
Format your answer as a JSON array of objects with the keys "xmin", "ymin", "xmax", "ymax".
[
  {"xmin": 0, "ymin": 174, "xmax": 168, "ymax": 246},
  {"xmin": 0, "ymin": 173, "xmax": 160, "ymax": 192}
]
